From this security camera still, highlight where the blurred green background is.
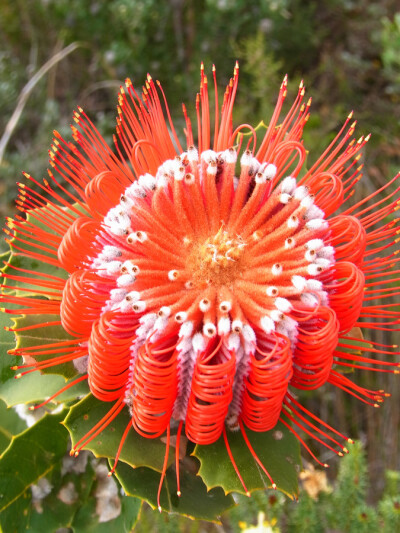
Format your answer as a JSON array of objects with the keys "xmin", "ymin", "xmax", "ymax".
[{"xmin": 0, "ymin": 0, "xmax": 399, "ymax": 530}]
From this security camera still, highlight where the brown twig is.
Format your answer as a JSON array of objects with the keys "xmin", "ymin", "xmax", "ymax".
[{"xmin": 0, "ymin": 41, "xmax": 84, "ymax": 165}]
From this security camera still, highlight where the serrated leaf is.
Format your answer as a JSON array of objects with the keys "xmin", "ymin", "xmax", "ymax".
[
  {"xmin": 0, "ymin": 399, "xmax": 27, "ymax": 454},
  {"xmin": 0, "ymin": 410, "xmax": 69, "ymax": 512},
  {"xmin": 26, "ymin": 455, "xmax": 96, "ymax": 533},
  {"xmin": 0, "ymin": 488, "xmax": 32, "ymax": 533},
  {"xmin": 0, "ymin": 452, "xmax": 96, "ymax": 533},
  {"xmin": 14, "ymin": 313, "xmax": 78, "ymax": 378},
  {"xmin": 113, "ymin": 460, "xmax": 234, "ymax": 521},
  {"xmin": 64, "ymin": 394, "xmax": 173, "ymax": 472},
  {"xmin": 0, "ymin": 364, "xmax": 89, "ymax": 407},
  {"xmin": 194, "ymin": 421, "xmax": 301, "ymax": 499},
  {"xmin": 71, "ymin": 486, "xmax": 141, "ymax": 533}
]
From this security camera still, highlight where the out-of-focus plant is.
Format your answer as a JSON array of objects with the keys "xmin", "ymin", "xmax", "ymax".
[{"xmin": 380, "ymin": 12, "xmax": 400, "ymax": 95}]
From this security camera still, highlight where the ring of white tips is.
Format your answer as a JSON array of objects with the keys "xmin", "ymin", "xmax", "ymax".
[{"xmin": 96, "ymin": 148, "xmax": 333, "ymax": 362}]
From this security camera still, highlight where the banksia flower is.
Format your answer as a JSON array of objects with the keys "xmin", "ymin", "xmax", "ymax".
[{"xmin": 1, "ymin": 63, "xmax": 399, "ymax": 510}]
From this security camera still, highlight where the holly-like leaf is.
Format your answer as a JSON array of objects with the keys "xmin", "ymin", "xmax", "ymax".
[
  {"xmin": 71, "ymin": 474, "xmax": 141, "ymax": 533},
  {"xmin": 64, "ymin": 394, "xmax": 173, "ymax": 472},
  {"xmin": 0, "ymin": 410, "xmax": 68, "ymax": 513},
  {"xmin": 0, "ymin": 452, "xmax": 139, "ymax": 533},
  {"xmin": 0, "ymin": 399, "xmax": 27, "ymax": 454},
  {"xmin": 194, "ymin": 421, "xmax": 301, "ymax": 498},
  {"xmin": 0, "ymin": 358, "xmax": 89, "ymax": 407},
  {"xmin": 13, "ymin": 313, "xmax": 78, "ymax": 378},
  {"xmin": 0, "ymin": 308, "xmax": 84, "ymax": 407},
  {"xmin": 113, "ymin": 460, "xmax": 235, "ymax": 521}
]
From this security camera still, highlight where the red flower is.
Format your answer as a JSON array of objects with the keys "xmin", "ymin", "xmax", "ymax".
[{"xmin": 2, "ymin": 63, "xmax": 399, "ymax": 510}]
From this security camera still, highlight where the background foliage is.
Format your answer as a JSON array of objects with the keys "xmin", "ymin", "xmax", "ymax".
[{"xmin": 0, "ymin": 0, "xmax": 400, "ymax": 530}]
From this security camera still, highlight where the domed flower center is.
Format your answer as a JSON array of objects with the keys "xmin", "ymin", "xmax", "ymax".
[{"xmin": 187, "ymin": 229, "xmax": 246, "ymax": 288}]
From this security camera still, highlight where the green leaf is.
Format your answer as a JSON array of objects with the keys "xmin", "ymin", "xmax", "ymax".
[
  {"xmin": 0, "ymin": 363, "xmax": 89, "ymax": 407},
  {"xmin": 0, "ymin": 310, "xmax": 18, "ymax": 385},
  {"xmin": 25, "ymin": 455, "xmax": 96, "ymax": 533},
  {"xmin": 0, "ymin": 399, "xmax": 27, "ymax": 454},
  {"xmin": 0, "ymin": 311, "xmax": 88, "ymax": 407},
  {"xmin": 194, "ymin": 421, "xmax": 301, "ymax": 499},
  {"xmin": 0, "ymin": 488, "xmax": 32, "ymax": 533},
  {"xmin": 113, "ymin": 460, "xmax": 235, "ymax": 521},
  {"xmin": 64, "ymin": 394, "xmax": 173, "ymax": 472},
  {"xmin": 71, "ymin": 480, "xmax": 141, "ymax": 533},
  {"xmin": 13, "ymin": 313, "xmax": 78, "ymax": 378},
  {"xmin": 0, "ymin": 410, "xmax": 69, "ymax": 513}
]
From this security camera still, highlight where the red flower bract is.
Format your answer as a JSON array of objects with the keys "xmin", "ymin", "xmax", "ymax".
[{"xmin": 2, "ymin": 63, "xmax": 399, "ymax": 509}]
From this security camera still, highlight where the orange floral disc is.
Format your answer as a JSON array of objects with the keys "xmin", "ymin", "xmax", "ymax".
[{"xmin": 2, "ymin": 64, "xmax": 399, "ymax": 507}]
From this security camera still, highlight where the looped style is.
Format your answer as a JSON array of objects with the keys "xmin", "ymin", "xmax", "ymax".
[
  {"xmin": 327, "ymin": 215, "xmax": 367, "ymax": 266},
  {"xmin": 323, "ymin": 261, "xmax": 365, "ymax": 332},
  {"xmin": 185, "ymin": 338, "xmax": 236, "ymax": 444},
  {"xmin": 2, "ymin": 64, "xmax": 399, "ymax": 508},
  {"xmin": 60, "ymin": 270, "xmax": 109, "ymax": 336},
  {"xmin": 305, "ymin": 172, "xmax": 344, "ymax": 217},
  {"xmin": 291, "ymin": 306, "xmax": 340, "ymax": 390},
  {"xmin": 58, "ymin": 217, "xmax": 102, "ymax": 273},
  {"xmin": 130, "ymin": 334, "xmax": 180, "ymax": 438},
  {"xmin": 241, "ymin": 332, "xmax": 292, "ymax": 432},
  {"xmin": 85, "ymin": 171, "xmax": 129, "ymax": 219},
  {"xmin": 88, "ymin": 311, "xmax": 135, "ymax": 401}
]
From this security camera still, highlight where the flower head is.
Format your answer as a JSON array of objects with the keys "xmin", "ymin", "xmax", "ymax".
[{"xmin": 2, "ymin": 63, "xmax": 399, "ymax": 509}]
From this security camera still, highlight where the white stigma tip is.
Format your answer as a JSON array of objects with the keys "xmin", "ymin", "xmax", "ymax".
[
  {"xmin": 300, "ymin": 196, "xmax": 314, "ymax": 209},
  {"xmin": 271, "ymin": 309, "xmax": 284, "ymax": 323},
  {"xmin": 168, "ymin": 270, "xmax": 179, "ymax": 281},
  {"xmin": 240, "ymin": 150, "xmax": 253, "ymax": 167},
  {"xmin": 187, "ymin": 146, "xmax": 199, "ymax": 162},
  {"xmin": 219, "ymin": 300, "xmax": 232, "ymax": 313},
  {"xmin": 105, "ymin": 261, "xmax": 122, "ymax": 275},
  {"xmin": 199, "ymin": 298, "xmax": 211, "ymax": 312},
  {"xmin": 227, "ymin": 332, "xmax": 241, "ymax": 351},
  {"xmin": 264, "ymin": 163, "xmax": 277, "ymax": 180},
  {"xmin": 175, "ymin": 311, "xmax": 188, "ymax": 323},
  {"xmin": 266, "ymin": 286, "xmax": 279, "ymax": 297},
  {"xmin": 275, "ymin": 297, "xmax": 292, "ymax": 313},
  {"xmin": 132, "ymin": 300, "xmax": 146, "ymax": 313},
  {"xmin": 305, "ymin": 238, "xmax": 324, "ymax": 251},
  {"xmin": 281, "ymin": 176, "xmax": 296, "ymax": 194},
  {"xmin": 280, "ymin": 193, "xmax": 292, "ymax": 204},
  {"xmin": 306, "ymin": 205, "xmax": 325, "ymax": 220},
  {"xmin": 307, "ymin": 263, "xmax": 324, "ymax": 276},
  {"xmin": 192, "ymin": 332, "xmax": 206, "ymax": 353},
  {"xmin": 179, "ymin": 320, "xmax": 194, "ymax": 338},
  {"xmin": 242, "ymin": 324, "xmax": 256, "ymax": 343},
  {"xmin": 184, "ymin": 173, "xmax": 195, "ymax": 184},
  {"xmin": 158, "ymin": 306, "xmax": 171, "ymax": 318},
  {"xmin": 301, "ymin": 293, "xmax": 319, "ymax": 307},
  {"xmin": 224, "ymin": 148, "xmax": 237, "ymax": 164},
  {"xmin": 306, "ymin": 279, "xmax": 323, "ymax": 291},
  {"xmin": 138, "ymin": 173, "xmax": 156, "ymax": 191},
  {"xmin": 284, "ymin": 237, "xmax": 295, "ymax": 249},
  {"xmin": 305, "ymin": 218, "xmax": 328, "ymax": 231},
  {"xmin": 291, "ymin": 275, "xmax": 307, "ymax": 291},
  {"xmin": 287, "ymin": 215, "xmax": 299, "ymax": 229},
  {"xmin": 127, "ymin": 231, "xmax": 148, "ymax": 244},
  {"xmin": 203, "ymin": 322, "xmax": 217, "ymax": 338},
  {"xmin": 232, "ymin": 319, "xmax": 243, "ymax": 333},
  {"xmin": 271, "ymin": 263, "xmax": 282, "ymax": 276},
  {"xmin": 260, "ymin": 316, "xmax": 275, "ymax": 334},
  {"xmin": 293, "ymin": 185, "xmax": 308, "ymax": 200},
  {"xmin": 117, "ymin": 273, "xmax": 136, "ymax": 287},
  {"xmin": 218, "ymin": 316, "xmax": 231, "ymax": 336}
]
